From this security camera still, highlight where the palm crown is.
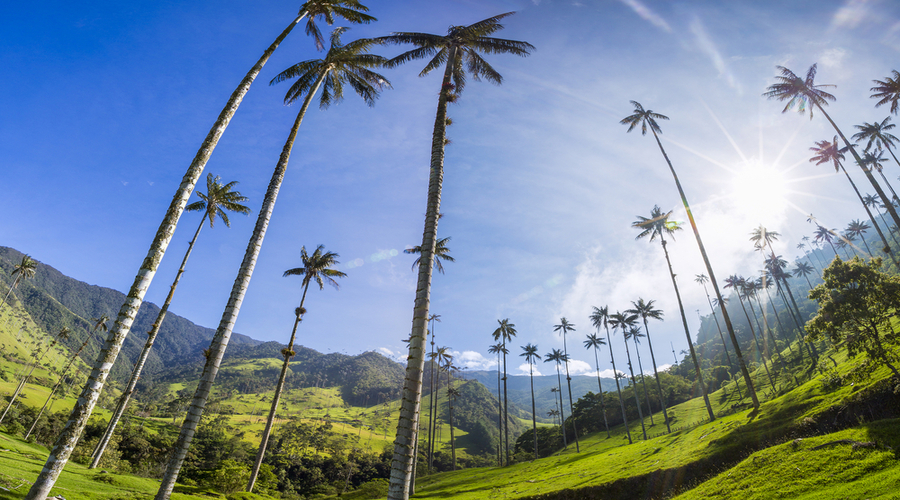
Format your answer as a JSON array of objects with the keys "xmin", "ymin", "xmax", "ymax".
[
  {"xmin": 283, "ymin": 245, "xmax": 348, "ymax": 291},
  {"xmin": 633, "ymin": 205, "xmax": 680, "ymax": 242},
  {"xmin": 298, "ymin": 0, "xmax": 376, "ymax": 51},
  {"xmin": 762, "ymin": 64, "xmax": 836, "ymax": 119},
  {"xmin": 379, "ymin": 12, "xmax": 534, "ymax": 95},
  {"xmin": 809, "ymin": 136, "xmax": 846, "ymax": 171},
  {"xmin": 853, "ymin": 117, "xmax": 898, "ymax": 152},
  {"xmin": 871, "ymin": 70, "xmax": 900, "ymax": 115},
  {"xmin": 272, "ymin": 28, "xmax": 391, "ymax": 109},
  {"xmin": 186, "ymin": 173, "xmax": 251, "ymax": 228},
  {"xmin": 620, "ymin": 101, "xmax": 669, "ymax": 135},
  {"xmin": 405, "ymin": 236, "xmax": 455, "ymax": 274}
]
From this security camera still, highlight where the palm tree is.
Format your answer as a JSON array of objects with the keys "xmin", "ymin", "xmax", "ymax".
[
  {"xmin": 854, "ymin": 117, "xmax": 900, "ymax": 170},
  {"xmin": 247, "ymin": 245, "xmax": 346, "ymax": 491},
  {"xmin": 380, "ymin": 15, "xmax": 533, "ymax": 497},
  {"xmin": 23, "ymin": 6, "xmax": 376, "ymax": 496},
  {"xmin": 425, "ymin": 313, "xmax": 440, "ymax": 471},
  {"xmin": 405, "ymin": 236, "xmax": 455, "ymax": 274},
  {"xmin": 871, "ymin": 70, "xmax": 900, "ymax": 114},
  {"xmin": 589, "ymin": 306, "xmax": 631, "ymax": 444},
  {"xmin": 625, "ymin": 298, "xmax": 671, "ymax": 433},
  {"xmin": 794, "ymin": 261, "xmax": 815, "ymax": 290},
  {"xmin": 492, "ymin": 318, "xmax": 517, "ymax": 465},
  {"xmin": 845, "ymin": 220, "xmax": 873, "ymax": 256},
  {"xmin": 724, "ymin": 275, "xmax": 776, "ymax": 391},
  {"xmin": 582, "ymin": 332, "xmax": 610, "ymax": 438},
  {"xmin": 695, "ymin": 274, "xmax": 739, "ymax": 381},
  {"xmin": 1, "ymin": 254, "xmax": 37, "ymax": 312},
  {"xmin": 622, "ymin": 101, "xmax": 755, "ymax": 411},
  {"xmin": 764, "ymin": 64, "xmax": 900, "ymax": 232},
  {"xmin": 91, "ymin": 173, "xmax": 251, "ymax": 469},
  {"xmin": 156, "ymin": 30, "xmax": 388, "ymax": 500},
  {"xmin": 0, "ymin": 327, "xmax": 69, "ymax": 425},
  {"xmin": 553, "ymin": 318, "xmax": 580, "ymax": 452},
  {"xmin": 625, "ymin": 326, "xmax": 655, "ymax": 425},
  {"xmin": 765, "ymin": 255, "xmax": 818, "ymax": 363},
  {"xmin": 609, "ymin": 312, "xmax": 647, "ymax": 440},
  {"xmin": 632, "ymin": 206, "xmax": 717, "ymax": 420},
  {"xmin": 813, "ymin": 225, "xmax": 839, "ymax": 258},
  {"xmin": 486, "ymin": 342, "xmax": 506, "ymax": 466},
  {"xmin": 26, "ymin": 316, "xmax": 108, "ymax": 441},
  {"xmin": 544, "ymin": 349, "xmax": 569, "ymax": 449},
  {"xmin": 520, "ymin": 344, "xmax": 541, "ymax": 460},
  {"xmin": 861, "ymin": 150, "xmax": 900, "ymax": 205}
]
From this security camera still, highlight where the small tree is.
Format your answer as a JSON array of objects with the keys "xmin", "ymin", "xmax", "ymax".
[{"xmin": 806, "ymin": 256, "xmax": 900, "ymax": 378}]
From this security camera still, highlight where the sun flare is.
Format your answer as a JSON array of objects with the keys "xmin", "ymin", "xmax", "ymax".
[{"xmin": 730, "ymin": 162, "xmax": 789, "ymax": 222}]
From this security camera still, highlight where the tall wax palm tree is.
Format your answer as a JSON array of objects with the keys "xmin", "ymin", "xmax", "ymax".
[
  {"xmin": 725, "ymin": 276, "xmax": 776, "ymax": 391},
  {"xmin": 764, "ymin": 64, "xmax": 900, "ymax": 232},
  {"xmin": 609, "ymin": 312, "xmax": 647, "ymax": 440},
  {"xmin": 854, "ymin": 117, "xmax": 900, "ymax": 169},
  {"xmin": 861, "ymin": 150, "xmax": 900, "ymax": 204},
  {"xmin": 26, "ymin": 316, "xmax": 108, "ymax": 441},
  {"xmin": 766, "ymin": 255, "xmax": 819, "ymax": 362},
  {"xmin": 814, "ymin": 225, "xmax": 839, "ymax": 257},
  {"xmin": 748, "ymin": 227, "xmax": 792, "ymax": 359},
  {"xmin": 92, "ymin": 173, "xmax": 251, "ymax": 469},
  {"xmin": 695, "ymin": 274, "xmax": 739, "ymax": 381},
  {"xmin": 0, "ymin": 327, "xmax": 69, "ymax": 425},
  {"xmin": 405, "ymin": 236, "xmax": 455, "ymax": 274},
  {"xmin": 846, "ymin": 220, "xmax": 873, "ymax": 256},
  {"xmin": 589, "ymin": 306, "xmax": 631, "ymax": 444},
  {"xmin": 625, "ymin": 298, "xmax": 671, "ymax": 433},
  {"xmin": 492, "ymin": 318, "xmax": 517, "ymax": 465},
  {"xmin": 582, "ymin": 332, "xmax": 611, "ymax": 438},
  {"xmin": 632, "ymin": 206, "xmax": 717, "ymax": 420},
  {"xmin": 156, "ymin": 30, "xmax": 389, "ymax": 500},
  {"xmin": 425, "ymin": 313, "xmax": 440, "ymax": 471},
  {"xmin": 23, "ymin": 6, "xmax": 377, "ymax": 496},
  {"xmin": 622, "ymin": 101, "xmax": 754, "ymax": 411},
  {"xmin": 553, "ymin": 318, "xmax": 579, "ymax": 452},
  {"xmin": 520, "ymin": 344, "xmax": 541, "ymax": 460},
  {"xmin": 486, "ymin": 342, "xmax": 506, "ymax": 466},
  {"xmin": 794, "ymin": 261, "xmax": 815, "ymax": 290},
  {"xmin": 379, "ymin": 16, "xmax": 533, "ymax": 497},
  {"xmin": 247, "ymin": 245, "xmax": 346, "ymax": 491},
  {"xmin": 625, "ymin": 326, "xmax": 655, "ymax": 425},
  {"xmin": 871, "ymin": 70, "xmax": 900, "ymax": 115},
  {"xmin": 1, "ymin": 254, "xmax": 37, "ymax": 312},
  {"xmin": 544, "ymin": 349, "xmax": 569, "ymax": 449}
]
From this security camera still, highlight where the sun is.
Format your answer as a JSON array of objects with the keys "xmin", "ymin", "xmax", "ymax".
[{"xmin": 730, "ymin": 161, "xmax": 790, "ymax": 222}]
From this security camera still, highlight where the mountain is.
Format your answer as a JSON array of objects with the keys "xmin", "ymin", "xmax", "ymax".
[{"xmin": 465, "ymin": 369, "xmax": 621, "ymax": 422}]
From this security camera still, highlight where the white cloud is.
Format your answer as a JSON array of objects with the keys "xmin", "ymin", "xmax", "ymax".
[
  {"xmin": 617, "ymin": 0, "xmax": 672, "ymax": 33},
  {"xmin": 516, "ymin": 362, "xmax": 543, "ymax": 376},
  {"xmin": 565, "ymin": 359, "xmax": 594, "ymax": 375},
  {"xmin": 819, "ymin": 48, "xmax": 847, "ymax": 69},
  {"xmin": 452, "ymin": 350, "xmax": 495, "ymax": 370},
  {"xmin": 830, "ymin": 0, "xmax": 871, "ymax": 30},
  {"xmin": 377, "ymin": 347, "xmax": 407, "ymax": 362},
  {"xmin": 690, "ymin": 16, "xmax": 741, "ymax": 94}
]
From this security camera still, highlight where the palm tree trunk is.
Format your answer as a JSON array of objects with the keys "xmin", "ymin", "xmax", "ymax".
[
  {"xmin": 621, "ymin": 332, "xmax": 647, "ymax": 440},
  {"xmin": 155, "ymin": 70, "xmax": 327, "ymax": 500},
  {"xmin": 0, "ymin": 333, "xmax": 61, "ymax": 425},
  {"xmin": 388, "ymin": 46, "xmax": 456, "ymax": 500},
  {"xmin": 641, "ymin": 320, "xmax": 670, "ymax": 433},
  {"xmin": 91, "ymin": 214, "xmax": 208, "ymax": 469},
  {"xmin": 427, "ymin": 331, "xmax": 437, "ymax": 471},
  {"xmin": 764, "ymin": 287, "xmax": 794, "ymax": 356},
  {"xmin": 650, "ymin": 129, "xmax": 756, "ymax": 411},
  {"xmin": 590, "ymin": 346, "xmax": 611, "ymax": 438},
  {"xmin": 659, "ymin": 238, "xmax": 716, "ymax": 421},
  {"xmin": 561, "ymin": 333, "xmax": 580, "ymax": 452},
  {"xmin": 447, "ymin": 370, "xmax": 455, "ymax": 471},
  {"xmin": 736, "ymin": 294, "xmax": 777, "ymax": 392},
  {"xmin": 247, "ymin": 285, "xmax": 308, "ymax": 492},
  {"xmin": 877, "ymin": 168, "xmax": 900, "ymax": 204},
  {"xmin": 0, "ymin": 275, "xmax": 22, "ymax": 312},
  {"xmin": 631, "ymin": 337, "xmax": 654, "ymax": 426},
  {"xmin": 555, "ymin": 366, "xmax": 567, "ymax": 449},
  {"xmin": 24, "ymin": 18, "xmax": 306, "ymax": 500},
  {"xmin": 605, "ymin": 325, "xmax": 631, "ymax": 444},
  {"xmin": 494, "ymin": 351, "xmax": 502, "ymax": 466},
  {"xmin": 502, "ymin": 346, "xmax": 510, "ymax": 464},
  {"xmin": 702, "ymin": 286, "xmax": 740, "ymax": 395},
  {"xmin": 529, "ymin": 363, "xmax": 538, "ymax": 460}
]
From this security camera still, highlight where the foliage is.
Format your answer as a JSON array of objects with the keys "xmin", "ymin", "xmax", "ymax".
[{"xmin": 806, "ymin": 257, "xmax": 900, "ymax": 377}]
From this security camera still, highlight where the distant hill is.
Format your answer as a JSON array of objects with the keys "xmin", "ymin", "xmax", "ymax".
[{"xmin": 465, "ymin": 369, "xmax": 622, "ymax": 422}]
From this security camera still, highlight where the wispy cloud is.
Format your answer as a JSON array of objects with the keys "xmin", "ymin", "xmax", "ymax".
[
  {"xmin": 453, "ymin": 350, "xmax": 494, "ymax": 370},
  {"xmin": 689, "ymin": 16, "xmax": 741, "ymax": 94},
  {"xmin": 617, "ymin": 0, "xmax": 672, "ymax": 33},
  {"xmin": 830, "ymin": 0, "xmax": 871, "ymax": 30}
]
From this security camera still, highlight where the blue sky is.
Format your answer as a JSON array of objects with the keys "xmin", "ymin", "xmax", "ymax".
[{"xmin": 3, "ymin": 0, "xmax": 900, "ymax": 378}]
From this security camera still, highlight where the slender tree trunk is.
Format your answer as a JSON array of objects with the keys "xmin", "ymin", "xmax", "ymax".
[
  {"xmin": 388, "ymin": 47, "xmax": 456, "ymax": 500},
  {"xmin": 555, "ymin": 366, "xmax": 567, "ymax": 449},
  {"xmin": 660, "ymin": 238, "xmax": 716, "ymax": 420},
  {"xmin": 24, "ymin": 18, "xmax": 305, "ymax": 500},
  {"xmin": 736, "ymin": 294, "xmax": 776, "ymax": 392},
  {"xmin": 606, "ymin": 325, "xmax": 631, "ymax": 444},
  {"xmin": 92, "ymin": 214, "xmax": 208, "ymax": 468},
  {"xmin": 561, "ymin": 333, "xmax": 579, "ymax": 452},
  {"xmin": 0, "ymin": 275, "xmax": 22, "ymax": 312},
  {"xmin": 529, "ymin": 363, "xmax": 538, "ymax": 460},
  {"xmin": 631, "ymin": 336, "xmax": 655, "ymax": 426},
  {"xmin": 621, "ymin": 330, "xmax": 647, "ymax": 440},
  {"xmin": 427, "ymin": 328, "xmax": 437, "ymax": 471},
  {"xmin": 590, "ymin": 345, "xmax": 611, "ymax": 438},
  {"xmin": 641, "ymin": 319, "xmax": 670, "ymax": 433},
  {"xmin": 650, "ymin": 129, "xmax": 756, "ymax": 411},
  {"xmin": 0, "ymin": 332, "xmax": 62, "ymax": 425},
  {"xmin": 447, "ymin": 370, "xmax": 455, "ymax": 471},
  {"xmin": 155, "ymin": 71, "xmax": 326, "ymax": 500},
  {"xmin": 702, "ymin": 284, "xmax": 739, "ymax": 390},
  {"xmin": 495, "ymin": 351, "xmax": 502, "ymax": 466}
]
